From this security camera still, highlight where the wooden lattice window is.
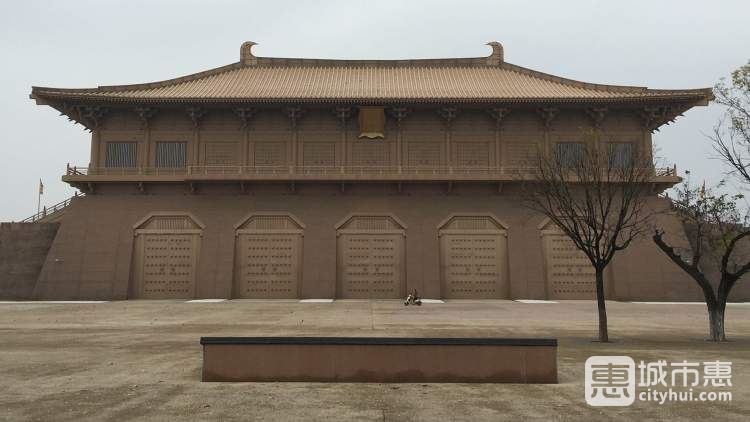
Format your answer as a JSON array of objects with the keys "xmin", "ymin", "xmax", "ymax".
[
  {"xmin": 105, "ymin": 142, "xmax": 137, "ymax": 168},
  {"xmin": 352, "ymin": 141, "xmax": 389, "ymax": 166},
  {"xmin": 407, "ymin": 142, "xmax": 441, "ymax": 166},
  {"xmin": 303, "ymin": 142, "xmax": 335, "ymax": 166},
  {"xmin": 608, "ymin": 143, "xmax": 633, "ymax": 168},
  {"xmin": 456, "ymin": 142, "xmax": 489, "ymax": 167},
  {"xmin": 205, "ymin": 142, "xmax": 238, "ymax": 165},
  {"xmin": 255, "ymin": 142, "xmax": 286, "ymax": 166},
  {"xmin": 505, "ymin": 141, "xmax": 538, "ymax": 167},
  {"xmin": 555, "ymin": 142, "xmax": 585, "ymax": 167},
  {"xmin": 155, "ymin": 142, "xmax": 187, "ymax": 168}
]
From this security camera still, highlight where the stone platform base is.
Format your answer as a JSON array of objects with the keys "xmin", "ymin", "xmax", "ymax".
[{"xmin": 200, "ymin": 337, "xmax": 557, "ymax": 383}]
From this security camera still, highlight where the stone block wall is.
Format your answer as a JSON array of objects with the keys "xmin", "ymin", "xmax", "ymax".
[{"xmin": 0, "ymin": 222, "xmax": 60, "ymax": 299}]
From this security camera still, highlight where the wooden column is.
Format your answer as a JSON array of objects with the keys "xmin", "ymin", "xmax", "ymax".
[
  {"xmin": 537, "ymin": 107, "xmax": 558, "ymax": 157},
  {"xmin": 437, "ymin": 107, "xmax": 459, "ymax": 170},
  {"xmin": 487, "ymin": 108, "xmax": 510, "ymax": 170},
  {"xmin": 135, "ymin": 107, "xmax": 157, "ymax": 168},
  {"xmin": 342, "ymin": 115, "xmax": 347, "ymax": 171},
  {"xmin": 285, "ymin": 107, "xmax": 303, "ymax": 173},
  {"xmin": 90, "ymin": 131, "xmax": 100, "ymax": 168},
  {"xmin": 79, "ymin": 106, "xmax": 108, "ymax": 168},
  {"xmin": 246, "ymin": 126, "xmax": 255, "ymax": 174},
  {"xmin": 144, "ymin": 129, "xmax": 151, "ymax": 168},
  {"xmin": 637, "ymin": 106, "xmax": 669, "ymax": 163},
  {"xmin": 234, "ymin": 108, "xmax": 257, "ymax": 169},
  {"xmin": 334, "ymin": 108, "xmax": 352, "ymax": 171},
  {"xmin": 193, "ymin": 131, "xmax": 200, "ymax": 166},
  {"xmin": 388, "ymin": 107, "xmax": 410, "ymax": 172},
  {"xmin": 585, "ymin": 107, "xmax": 607, "ymax": 151},
  {"xmin": 186, "ymin": 107, "xmax": 206, "ymax": 167}
]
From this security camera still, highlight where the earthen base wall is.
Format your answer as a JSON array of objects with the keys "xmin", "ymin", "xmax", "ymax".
[
  {"xmin": 30, "ymin": 184, "xmax": 750, "ymax": 301},
  {"xmin": 0, "ymin": 222, "xmax": 60, "ymax": 299}
]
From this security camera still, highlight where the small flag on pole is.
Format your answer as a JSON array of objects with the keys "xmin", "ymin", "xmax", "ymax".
[{"xmin": 39, "ymin": 179, "xmax": 44, "ymax": 195}]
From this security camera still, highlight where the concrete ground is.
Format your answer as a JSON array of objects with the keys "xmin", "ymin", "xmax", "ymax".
[{"xmin": 0, "ymin": 300, "xmax": 748, "ymax": 421}]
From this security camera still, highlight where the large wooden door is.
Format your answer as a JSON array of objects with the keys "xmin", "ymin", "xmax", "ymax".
[
  {"xmin": 336, "ymin": 215, "xmax": 406, "ymax": 299},
  {"xmin": 131, "ymin": 214, "xmax": 203, "ymax": 299},
  {"xmin": 439, "ymin": 215, "xmax": 508, "ymax": 299},
  {"xmin": 234, "ymin": 214, "xmax": 304, "ymax": 299},
  {"xmin": 540, "ymin": 222, "xmax": 596, "ymax": 300}
]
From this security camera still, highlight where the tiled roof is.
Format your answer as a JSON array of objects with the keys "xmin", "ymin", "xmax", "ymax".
[{"xmin": 30, "ymin": 42, "xmax": 713, "ymax": 104}]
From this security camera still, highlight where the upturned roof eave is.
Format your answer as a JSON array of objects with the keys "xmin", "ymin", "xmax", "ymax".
[
  {"xmin": 28, "ymin": 54, "xmax": 715, "ymax": 105},
  {"xmin": 28, "ymin": 90, "xmax": 714, "ymax": 107}
]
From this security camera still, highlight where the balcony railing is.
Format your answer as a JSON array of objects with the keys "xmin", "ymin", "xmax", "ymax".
[
  {"xmin": 64, "ymin": 164, "xmax": 679, "ymax": 181},
  {"xmin": 20, "ymin": 192, "xmax": 83, "ymax": 223}
]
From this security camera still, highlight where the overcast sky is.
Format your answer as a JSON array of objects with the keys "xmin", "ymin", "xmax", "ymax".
[{"xmin": 1, "ymin": 0, "xmax": 748, "ymax": 221}]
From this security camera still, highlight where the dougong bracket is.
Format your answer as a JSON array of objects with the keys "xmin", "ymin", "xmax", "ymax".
[
  {"xmin": 234, "ymin": 107, "xmax": 257, "ymax": 130},
  {"xmin": 134, "ymin": 107, "xmax": 158, "ymax": 129},
  {"xmin": 186, "ymin": 107, "xmax": 207, "ymax": 128},
  {"xmin": 333, "ymin": 107, "xmax": 353, "ymax": 128},
  {"xmin": 537, "ymin": 107, "xmax": 558, "ymax": 129},
  {"xmin": 61, "ymin": 104, "xmax": 109, "ymax": 131},
  {"xmin": 486, "ymin": 107, "xmax": 511, "ymax": 127},
  {"xmin": 388, "ymin": 107, "xmax": 411, "ymax": 127},
  {"xmin": 637, "ymin": 106, "xmax": 677, "ymax": 132},
  {"xmin": 585, "ymin": 107, "xmax": 608, "ymax": 129},
  {"xmin": 285, "ymin": 107, "xmax": 305, "ymax": 128}
]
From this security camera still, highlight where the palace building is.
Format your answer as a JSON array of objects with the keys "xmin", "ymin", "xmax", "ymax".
[{"xmin": 24, "ymin": 41, "xmax": 739, "ymax": 301}]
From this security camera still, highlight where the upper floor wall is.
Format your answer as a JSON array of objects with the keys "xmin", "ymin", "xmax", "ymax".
[{"xmin": 83, "ymin": 106, "xmax": 653, "ymax": 175}]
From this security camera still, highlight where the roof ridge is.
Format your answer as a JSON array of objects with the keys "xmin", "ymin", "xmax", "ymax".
[{"xmin": 251, "ymin": 56, "xmax": 493, "ymax": 67}]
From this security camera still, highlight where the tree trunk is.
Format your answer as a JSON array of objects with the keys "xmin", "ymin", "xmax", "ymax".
[
  {"xmin": 708, "ymin": 298, "xmax": 728, "ymax": 342},
  {"xmin": 595, "ymin": 267, "xmax": 609, "ymax": 342}
]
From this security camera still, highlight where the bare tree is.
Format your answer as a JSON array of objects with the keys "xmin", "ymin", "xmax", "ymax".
[
  {"xmin": 522, "ymin": 133, "xmax": 655, "ymax": 342},
  {"xmin": 713, "ymin": 61, "xmax": 750, "ymax": 184},
  {"xmin": 654, "ymin": 60, "xmax": 750, "ymax": 341},
  {"xmin": 653, "ymin": 179, "xmax": 750, "ymax": 341}
]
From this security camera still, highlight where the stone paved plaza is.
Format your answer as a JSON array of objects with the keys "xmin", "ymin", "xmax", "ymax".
[{"xmin": 0, "ymin": 300, "xmax": 748, "ymax": 421}]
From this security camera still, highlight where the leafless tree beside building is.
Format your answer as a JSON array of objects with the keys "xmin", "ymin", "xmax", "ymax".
[
  {"xmin": 522, "ymin": 131, "xmax": 655, "ymax": 342},
  {"xmin": 653, "ymin": 61, "xmax": 750, "ymax": 341},
  {"xmin": 653, "ymin": 179, "xmax": 750, "ymax": 341},
  {"xmin": 712, "ymin": 61, "xmax": 750, "ymax": 185}
]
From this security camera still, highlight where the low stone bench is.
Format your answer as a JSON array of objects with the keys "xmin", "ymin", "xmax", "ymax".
[{"xmin": 200, "ymin": 337, "xmax": 557, "ymax": 383}]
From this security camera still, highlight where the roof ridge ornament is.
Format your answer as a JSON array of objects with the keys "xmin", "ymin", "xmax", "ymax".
[
  {"xmin": 486, "ymin": 41, "xmax": 504, "ymax": 65},
  {"xmin": 241, "ymin": 41, "xmax": 258, "ymax": 65}
]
